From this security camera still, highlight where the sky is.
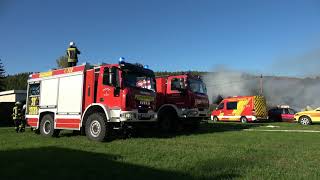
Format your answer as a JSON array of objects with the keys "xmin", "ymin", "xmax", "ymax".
[{"xmin": 1, "ymin": 0, "xmax": 320, "ymax": 76}]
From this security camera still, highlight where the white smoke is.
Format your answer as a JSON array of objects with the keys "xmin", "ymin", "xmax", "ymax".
[
  {"xmin": 203, "ymin": 46, "xmax": 320, "ymax": 111},
  {"xmin": 203, "ymin": 69, "xmax": 258, "ymax": 100},
  {"xmin": 204, "ymin": 69, "xmax": 320, "ymax": 111},
  {"xmin": 262, "ymin": 77, "xmax": 317, "ymax": 110}
]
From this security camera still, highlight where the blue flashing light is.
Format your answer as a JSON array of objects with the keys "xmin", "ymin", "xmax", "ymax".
[
  {"xmin": 144, "ymin": 65, "xmax": 149, "ymax": 69},
  {"xmin": 119, "ymin": 57, "xmax": 125, "ymax": 63}
]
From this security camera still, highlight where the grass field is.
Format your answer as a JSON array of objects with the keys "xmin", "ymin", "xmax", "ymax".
[{"xmin": 1, "ymin": 121, "xmax": 320, "ymax": 179}]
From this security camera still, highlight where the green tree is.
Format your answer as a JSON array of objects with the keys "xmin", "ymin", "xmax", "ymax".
[
  {"xmin": 56, "ymin": 55, "xmax": 68, "ymax": 68},
  {"xmin": 0, "ymin": 59, "xmax": 6, "ymax": 91},
  {"xmin": 4, "ymin": 72, "xmax": 31, "ymax": 90}
]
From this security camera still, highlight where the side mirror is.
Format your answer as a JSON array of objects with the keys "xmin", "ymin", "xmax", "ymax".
[
  {"xmin": 114, "ymin": 86, "xmax": 120, "ymax": 97},
  {"xmin": 109, "ymin": 67, "xmax": 120, "ymax": 88}
]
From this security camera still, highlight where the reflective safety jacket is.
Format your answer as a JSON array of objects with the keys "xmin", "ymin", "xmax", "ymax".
[
  {"xmin": 12, "ymin": 106, "xmax": 23, "ymax": 120},
  {"xmin": 67, "ymin": 47, "xmax": 80, "ymax": 63}
]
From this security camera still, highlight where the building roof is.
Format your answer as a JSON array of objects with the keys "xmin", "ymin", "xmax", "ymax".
[{"xmin": 0, "ymin": 90, "xmax": 27, "ymax": 96}]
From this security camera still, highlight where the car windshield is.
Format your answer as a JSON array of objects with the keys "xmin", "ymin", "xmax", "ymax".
[
  {"xmin": 123, "ymin": 72, "xmax": 155, "ymax": 91},
  {"xmin": 288, "ymin": 109, "xmax": 297, "ymax": 114},
  {"xmin": 188, "ymin": 79, "xmax": 207, "ymax": 94}
]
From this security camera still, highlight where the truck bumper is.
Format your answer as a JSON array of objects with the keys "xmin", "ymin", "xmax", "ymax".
[
  {"xmin": 179, "ymin": 108, "xmax": 209, "ymax": 119},
  {"xmin": 113, "ymin": 110, "xmax": 157, "ymax": 122}
]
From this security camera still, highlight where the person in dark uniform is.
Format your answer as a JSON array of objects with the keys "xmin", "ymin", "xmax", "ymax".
[
  {"xmin": 66, "ymin": 41, "xmax": 81, "ymax": 67},
  {"xmin": 12, "ymin": 102, "xmax": 23, "ymax": 133}
]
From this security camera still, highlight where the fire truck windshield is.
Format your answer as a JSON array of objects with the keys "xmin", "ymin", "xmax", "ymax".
[
  {"xmin": 123, "ymin": 72, "xmax": 155, "ymax": 91},
  {"xmin": 188, "ymin": 79, "xmax": 207, "ymax": 94}
]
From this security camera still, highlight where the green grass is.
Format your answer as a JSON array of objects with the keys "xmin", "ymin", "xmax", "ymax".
[{"xmin": 1, "ymin": 122, "xmax": 320, "ymax": 179}]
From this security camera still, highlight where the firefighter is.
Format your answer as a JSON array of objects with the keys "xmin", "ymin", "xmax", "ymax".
[
  {"xmin": 66, "ymin": 41, "xmax": 81, "ymax": 67},
  {"xmin": 12, "ymin": 101, "xmax": 23, "ymax": 133},
  {"xmin": 21, "ymin": 103, "xmax": 26, "ymax": 132}
]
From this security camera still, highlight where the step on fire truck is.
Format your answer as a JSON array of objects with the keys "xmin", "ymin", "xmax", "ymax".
[
  {"xmin": 156, "ymin": 74, "xmax": 209, "ymax": 132},
  {"xmin": 26, "ymin": 60, "xmax": 157, "ymax": 141}
]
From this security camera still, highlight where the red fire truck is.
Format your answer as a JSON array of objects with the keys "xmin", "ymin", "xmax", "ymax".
[
  {"xmin": 26, "ymin": 60, "xmax": 157, "ymax": 141},
  {"xmin": 156, "ymin": 74, "xmax": 209, "ymax": 132}
]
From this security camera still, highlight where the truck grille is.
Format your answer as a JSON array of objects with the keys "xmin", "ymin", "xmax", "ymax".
[{"xmin": 138, "ymin": 109, "xmax": 148, "ymax": 113}]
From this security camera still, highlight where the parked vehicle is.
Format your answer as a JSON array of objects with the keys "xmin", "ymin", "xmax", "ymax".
[
  {"xmin": 156, "ymin": 74, "xmax": 209, "ymax": 132},
  {"xmin": 26, "ymin": 60, "xmax": 157, "ymax": 141},
  {"xmin": 211, "ymin": 96, "xmax": 268, "ymax": 123},
  {"xmin": 294, "ymin": 107, "xmax": 320, "ymax": 125},
  {"xmin": 268, "ymin": 106, "xmax": 296, "ymax": 122}
]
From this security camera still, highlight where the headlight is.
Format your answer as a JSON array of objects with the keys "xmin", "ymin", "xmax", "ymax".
[
  {"xmin": 187, "ymin": 110, "xmax": 199, "ymax": 116},
  {"xmin": 121, "ymin": 112, "xmax": 136, "ymax": 119}
]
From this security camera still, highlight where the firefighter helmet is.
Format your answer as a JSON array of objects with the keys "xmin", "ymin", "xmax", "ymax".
[
  {"xmin": 15, "ymin": 101, "xmax": 22, "ymax": 106},
  {"xmin": 69, "ymin": 41, "xmax": 75, "ymax": 46}
]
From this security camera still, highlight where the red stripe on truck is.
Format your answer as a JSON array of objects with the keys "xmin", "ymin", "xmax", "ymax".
[
  {"xmin": 28, "ymin": 122, "xmax": 38, "ymax": 127},
  {"xmin": 55, "ymin": 118, "xmax": 81, "ymax": 129},
  {"xmin": 56, "ymin": 123, "xmax": 80, "ymax": 129},
  {"xmin": 55, "ymin": 119, "xmax": 81, "ymax": 124},
  {"xmin": 27, "ymin": 118, "xmax": 38, "ymax": 127}
]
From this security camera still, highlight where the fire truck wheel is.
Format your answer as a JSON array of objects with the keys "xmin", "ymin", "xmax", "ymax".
[
  {"xmin": 40, "ymin": 114, "xmax": 60, "ymax": 137},
  {"xmin": 240, "ymin": 116, "xmax": 248, "ymax": 124},
  {"xmin": 85, "ymin": 113, "xmax": 110, "ymax": 142},
  {"xmin": 299, "ymin": 116, "xmax": 311, "ymax": 125},
  {"xmin": 212, "ymin": 116, "xmax": 219, "ymax": 122}
]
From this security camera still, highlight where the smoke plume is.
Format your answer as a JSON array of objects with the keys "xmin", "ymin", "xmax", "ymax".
[
  {"xmin": 204, "ymin": 46, "xmax": 320, "ymax": 111},
  {"xmin": 203, "ymin": 69, "xmax": 320, "ymax": 111}
]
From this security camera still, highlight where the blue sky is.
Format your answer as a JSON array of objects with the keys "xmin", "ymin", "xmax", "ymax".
[{"xmin": 1, "ymin": 0, "xmax": 320, "ymax": 76}]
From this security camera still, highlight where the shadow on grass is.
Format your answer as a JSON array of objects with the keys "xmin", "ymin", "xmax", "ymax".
[
  {"xmin": 203, "ymin": 122, "xmax": 263, "ymax": 132},
  {"xmin": 57, "ymin": 121, "xmax": 264, "ymax": 139},
  {"xmin": 0, "ymin": 147, "xmax": 242, "ymax": 180},
  {"xmin": 132, "ymin": 122, "xmax": 264, "ymax": 139}
]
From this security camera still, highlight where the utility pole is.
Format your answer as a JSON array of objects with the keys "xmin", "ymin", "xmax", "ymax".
[{"xmin": 260, "ymin": 74, "xmax": 263, "ymax": 95}]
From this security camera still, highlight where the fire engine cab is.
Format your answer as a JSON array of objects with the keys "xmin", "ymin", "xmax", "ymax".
[
  {"xmin": 26, "ymin": 60, "xmax": 157, "ymax": 141},
  {"xmin": 156, "ymin": 74, "xmax": 209, "ymax": 132}
]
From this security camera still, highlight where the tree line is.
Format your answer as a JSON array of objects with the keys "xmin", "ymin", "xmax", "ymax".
[
  {"xmin": 0, "ymin": 57, "xmax": 207, "ymax": 91},
  {"xmin": 4, "ymin": 73, "xmax": 31, "ymax": 90}
]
